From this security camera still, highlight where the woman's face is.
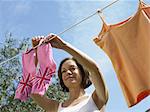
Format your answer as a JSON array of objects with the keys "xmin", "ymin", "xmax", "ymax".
[{"xmin": 61, "ymin": 59, "xmax": 82, "ymax": 90}]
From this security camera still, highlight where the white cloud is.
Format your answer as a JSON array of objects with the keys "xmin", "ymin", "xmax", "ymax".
[
  {"xmin": 0, "ymin": 1, "xmax": 32, "ymax": 40},
  {"xmin": 56, "ymin": 1, "xmax": 116, "ymax": 81},
  {"xmin": 13, "ymin": 1, "xmax": 31, "ymax": 15}
]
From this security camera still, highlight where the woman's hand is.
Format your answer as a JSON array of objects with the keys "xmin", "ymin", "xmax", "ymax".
[
  {"xmin": 45, "ymin": 34, "xmax": 67, "ymax": 49},
  {"xmin": 31, "ymin": 34, "xmax": 67, "ymax": 49},
  {"xmin": 32, "ymin": 36, "xmax": 45, "ymax": 47}
]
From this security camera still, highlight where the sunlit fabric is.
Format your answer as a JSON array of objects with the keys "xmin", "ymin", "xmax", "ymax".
[
  {"xmin": 31, "ymin": 43, "xmax": 56, "ymax": 95},
  {"xmin": 15, "ymin": 50, "xmax": 36, "ymax": 101},
  {"xmin": 93, "ymin": 2, "xmax": 150, "ymax": 107}
]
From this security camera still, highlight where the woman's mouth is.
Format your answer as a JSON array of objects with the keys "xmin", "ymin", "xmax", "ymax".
[{"xmin": 65, "ymin": 76, "xmax": 76, "ymax": 80}]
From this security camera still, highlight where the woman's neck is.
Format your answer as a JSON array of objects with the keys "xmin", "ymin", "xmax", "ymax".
[{"xmin": 69, "ymin": 87, "xmax": 85, "ymax": 100}]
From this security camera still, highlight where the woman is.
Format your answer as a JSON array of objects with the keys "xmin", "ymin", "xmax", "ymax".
[{"xmin": 31, "ymin": 34, "xmax": 108, "ymax": 112}]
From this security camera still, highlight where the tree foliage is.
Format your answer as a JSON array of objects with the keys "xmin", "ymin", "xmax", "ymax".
[{"xmin": 0, "ymin": 34, "xmax": 68, "ymax": 112}]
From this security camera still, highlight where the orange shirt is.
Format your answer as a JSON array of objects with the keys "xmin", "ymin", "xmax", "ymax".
[{"xmin": 94, "ymin": 2, "xmax": 150, "ymax": 107}]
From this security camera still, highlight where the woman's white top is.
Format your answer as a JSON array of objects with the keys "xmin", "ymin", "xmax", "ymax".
[{"xmin": 57, "ymin": 94, "xmax": 105, "ymax": 112}]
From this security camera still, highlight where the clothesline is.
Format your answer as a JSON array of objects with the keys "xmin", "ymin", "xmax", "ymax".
[
  {"xmin": 0, "ymin": 53, "xmax": 21, "ymax": 66},
  {"xmin": 0, "ymin": 0, "xmax": 119, "ymax": 66}
]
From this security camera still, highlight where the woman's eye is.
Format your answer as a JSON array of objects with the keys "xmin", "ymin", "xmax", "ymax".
[
  {"xmin": 61, "ymin": 70, "xmax": 66, "ymax": 74},
  {"xmin": 70, "ymin": 67, "xmax": 76, "ymax": 71}
]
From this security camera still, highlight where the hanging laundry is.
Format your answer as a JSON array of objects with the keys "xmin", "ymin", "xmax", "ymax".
[
  {"xmin": 14, "ymin": 50, "xmax": 36, "ymax": 101},
  {"xmin": 93, "ymin": 2, "xmax": 150, "ymax": 107},
  {"xmin": 31, "ymin": 43, "xmax": 56, "ymax": 96}
]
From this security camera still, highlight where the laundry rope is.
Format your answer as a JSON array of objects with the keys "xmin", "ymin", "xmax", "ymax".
[
  {"xmin": 0, "ymin": 44, "xmax": 29, "ymax": 66},
  {"xmin": 0, "ymin": 0, "xmax": 119, "ymax": 66},
  {"xmin": 97, "ymin": 0, "xmax": 119, "ymax": 13},
  {"xmin": 0, "ymin": 53, "xmax": 21, "ymax": 66},
  {"xmin": 57, "ymin": 0, "xmax": 120, "ymax": 36}
]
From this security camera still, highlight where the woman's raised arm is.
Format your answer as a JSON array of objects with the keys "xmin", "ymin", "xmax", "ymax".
[{"xmin": 47, "ymin": 34, "xmax": 109, "ymax": 109}]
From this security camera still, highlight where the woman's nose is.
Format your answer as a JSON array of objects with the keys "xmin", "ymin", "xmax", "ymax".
[{"xmin": 66, "ymin": 69, "xmax": 72, "ymax": 75}]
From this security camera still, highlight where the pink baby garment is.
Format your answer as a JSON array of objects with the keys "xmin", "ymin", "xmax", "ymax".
[
  {"xmin": 31, "ymin": 43, "xmax": 56, "ymax": 95},
  {"xmin": 15, "ymin": 50, "xmax": 36, "ymax": 101}
]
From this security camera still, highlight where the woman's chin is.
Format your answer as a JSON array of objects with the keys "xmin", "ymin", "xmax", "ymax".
[{"xmin": 69, "ymin": 78, "xmax": 77, "ymax": 83}]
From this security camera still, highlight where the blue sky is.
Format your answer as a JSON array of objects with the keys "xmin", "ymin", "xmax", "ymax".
[{"xmin": 0, "ymin": 0, "xmax": 150, "ymax": 112}]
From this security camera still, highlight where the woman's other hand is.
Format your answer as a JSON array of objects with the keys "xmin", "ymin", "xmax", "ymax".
[
  {"xmin": 32, "ymin": 36, "xmax": 45, "ymax": 47},
  {"xmin": 45, "ymin": 34, "xmax": 67, "ymax": 49}
]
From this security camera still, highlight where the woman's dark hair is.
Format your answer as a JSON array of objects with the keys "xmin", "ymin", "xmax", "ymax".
[
  {"xmin": 58, "ymin": 57, "xmax": 92, "ymax": 92},
  {"xmin": 145, "ymin": 108, "xmax": 150, "ymax": 112}
]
